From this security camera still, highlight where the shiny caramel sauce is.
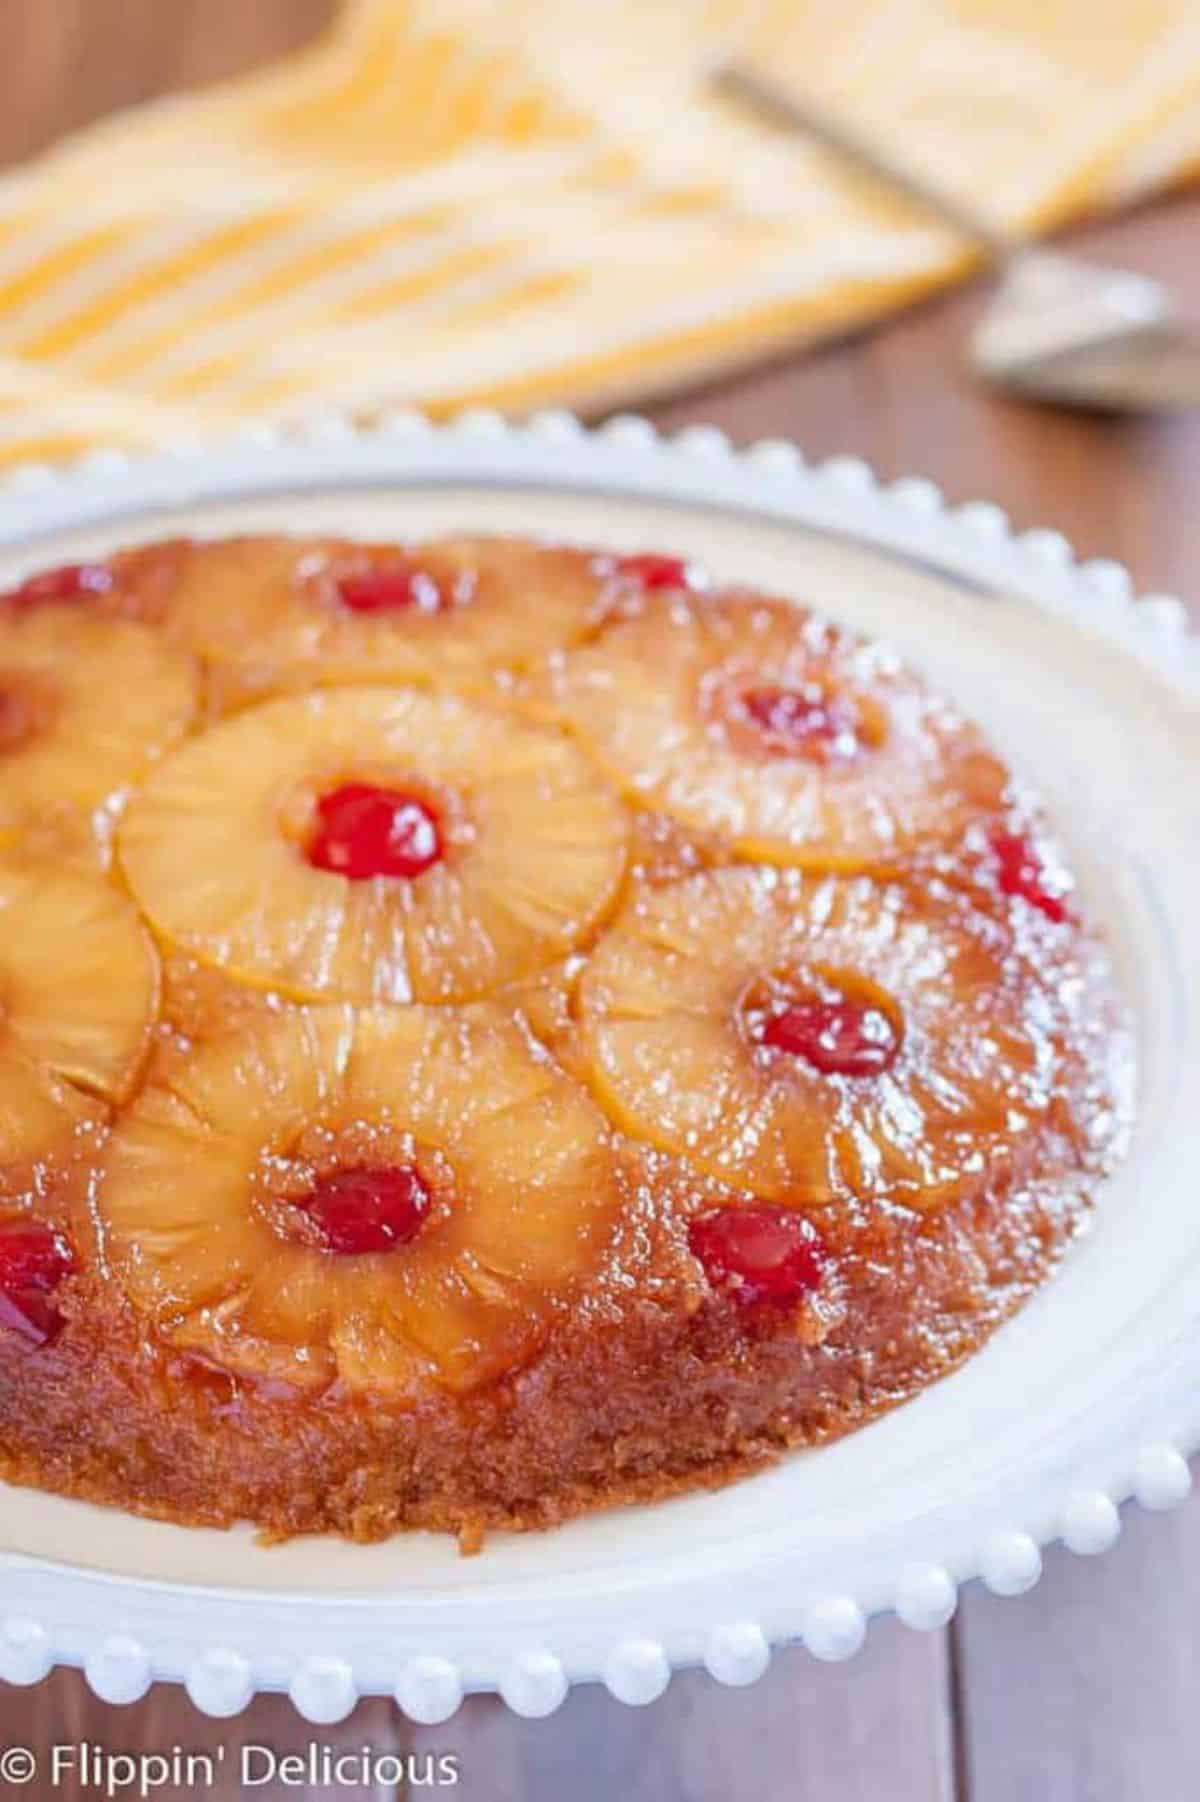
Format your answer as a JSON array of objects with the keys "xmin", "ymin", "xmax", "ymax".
[{"xmin": 0, "ymin": 535, "xmax": 1133, "ymax": 1543}]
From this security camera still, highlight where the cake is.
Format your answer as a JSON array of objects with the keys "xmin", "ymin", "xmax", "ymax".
[{"xmin": 0, "ymin": 534, "xmax": 1132, "ymax": 1546}]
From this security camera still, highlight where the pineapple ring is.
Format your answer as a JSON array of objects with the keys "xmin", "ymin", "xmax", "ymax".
[
  {"xmin": 0, "ymin": 605, "xmax": 197, "ymax": 861},
  {"xmin": 0, "ymin": 858, "xmax": 160, "ymax": 1190},
  {"xmin": 119, "ymin": 687, "xmax": 629, "ymax": 1004},
  {"xmin": 96, "ymin": 1004, "xmax": 619, "ymax": 1395},
  {"xmin": 160, "ymin": 534, "xmax": 614, "ymax": 707},
  {"xmin": 577, "ymin": 865, "xmax": 1059, "ymax": 1213},
  {"xmin": 546, "ymin": 590, "xmax": 1009, "ymax": 870}
]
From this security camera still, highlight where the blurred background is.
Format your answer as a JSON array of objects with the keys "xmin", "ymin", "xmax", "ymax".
[
  {"xmin": 0, "ymin": 0, "xmax": 1195, "ymax": 593},
  {"xmin": 0, "ymin": 3, "xmax": 1197, "ymax": 1798}
]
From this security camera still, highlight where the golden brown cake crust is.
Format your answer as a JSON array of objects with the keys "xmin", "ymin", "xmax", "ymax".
[
  {"xmin": 0, "ymin": 1145, "xmax": 1099, "ymax": 1542},
  {"xmin": 0, "ymin": 534, "xmax": 1132, "ymax": 1544}
]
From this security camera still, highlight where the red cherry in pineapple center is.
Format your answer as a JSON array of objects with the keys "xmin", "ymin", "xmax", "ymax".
[
  {"xmin": 740, "ymin": 683, "xmax": 860, "ymax": 761},
  {"xmin": 989, "ymin": 829, "xmax": 1071, "ymax": 924},
  {"xmin": 296, "ymin": 1165, "xmax": 430, "ymax": 1256},
  {"xmin": 689, "ymin": 1205, "xmax": 827, "ymax": 1305},
  {"xmin": 307, "ymin": 783, "xmax": 442, "ymax": 880},
  {"xmin": 614, "ymin": 552, "xmax": 693, "ymax": 591},
  {"xmin": 0, "ymin": 1221, "xmax": 77, "ymax": 1344},
  {"xmin": 8, "ymin": 561, "xmax": 114, "ymax": 612},
  {"xmin": 760, "ymin": 996, "xmax": 899, "ymax": 1077},
  {"xmin": 335, "ymin": 563, "xmax": 448, "ymax": 615}
]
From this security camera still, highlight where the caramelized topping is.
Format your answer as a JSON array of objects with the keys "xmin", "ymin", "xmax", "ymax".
[
  {"xmin": 0, "ymin": 678, "xmax": 54, "ymax": 755},
  {"xmin": 547, "ymin": 589, "xmax": 1003, "ymax": 870},
  {"xmin": 99, "ymin": 1004, "xmax": 619, "ymax": 1395}
]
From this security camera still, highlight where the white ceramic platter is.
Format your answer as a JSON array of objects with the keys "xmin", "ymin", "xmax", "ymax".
[{"xmin": 0, "ymin": 414, "xmax": 1195, "ymax": 1725}]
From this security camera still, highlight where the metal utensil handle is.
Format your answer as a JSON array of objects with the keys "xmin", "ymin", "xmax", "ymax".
[
  {"xmin": 709, "ymin": 60, "xmax": 1016, "ymax": 265},
  {"xmin": 1004, "ymin": 325, "xmax": 1200, "ymax": 411}
]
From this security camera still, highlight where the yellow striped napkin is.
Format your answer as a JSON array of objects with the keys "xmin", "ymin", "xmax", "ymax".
[{"xmin": 0, "ymin": 0, "xmax": 1197, "ymax": 464}]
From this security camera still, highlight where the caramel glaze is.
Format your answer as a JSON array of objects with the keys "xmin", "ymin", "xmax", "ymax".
[
  {"xmin": 0, "ymin": 803, "xmax": 1131, "ymax": 1546},
  {"xmin": 0, "ymin": 1131, "xmax": 1106, "ymax": 1544},
  {"xmin": 0, "ymin": 536, "xmax": 1134, "ymax": 1544}
]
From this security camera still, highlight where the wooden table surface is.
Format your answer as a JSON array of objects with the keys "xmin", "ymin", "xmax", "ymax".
[{"xmin": 0, "ymin": 6, "xmax": 1197, "ymax": 1800}]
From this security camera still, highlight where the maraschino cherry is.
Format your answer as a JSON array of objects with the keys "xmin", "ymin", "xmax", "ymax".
[
  {"xmin": 8, "ymin": 562, "xmax": 114, "ymax": 610},
  {"xmin": 296, "ymin": 1166, "xmax": 430, "ymax": 1256},
  {"xmin": 307, "ymin": 783, "xmax": 442, "ymax": 880},
  {"xmin": 989, "ymin": 829, "xmax": 1071, "ymax": 923},
  {"xmin": 740, "ymin": 683, "xmax": 860, "ymax": 760},
  {"xmin": 760, "ymin": 997, "xmax": 899, "ymax": 1077},
  {"xmin": 334, "ymin": 564, "xmax": 448, "ymax": 615},
  {"xmin": 613, "ymin": 552, "xmax": 693, "ymax": 591},
  {"xmin": 0, "ymin": 1221, "xmax": 77, "ymax": 1345},
  {"xmin": 689, "ymin": 1205, "xmax": 827, "ymax": 1305}
]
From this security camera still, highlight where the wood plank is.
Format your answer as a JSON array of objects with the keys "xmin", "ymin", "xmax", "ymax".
[
  {"xmin": 0, "ymin": 0, "xmax": 335, "ymax": 167},
  {"xmin": 650, "ymin": 192, "xmax": 1200, "ymax": 609},
  {"xmin": 0, "ymin": 1622, "xmax": 952, "ymax": 1801},
  {"xmin": 0, "ymin": 1670, "xmax": 407, "ymax": 1800},
  {"xmin": 955, "ymin": 1487, "xmax": 1200, "ymax": 1802},
  {"xmin": 410, "ymin": 1622, "xmax": 954, "ymax": 1802},
  {"xmin": 0, "ymin": 8, "xmax": 1191, "ymax": 1800}
]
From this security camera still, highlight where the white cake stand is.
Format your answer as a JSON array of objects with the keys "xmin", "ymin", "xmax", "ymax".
[{"xmin": 0, "ymin": 414, "xmax": 1194, "ymax": 1725}]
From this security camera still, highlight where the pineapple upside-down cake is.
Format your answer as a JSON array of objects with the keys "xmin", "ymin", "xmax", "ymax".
[{"xmin": 0, "ymin": 535, "xmax": 1131, "ymax": 1544}]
